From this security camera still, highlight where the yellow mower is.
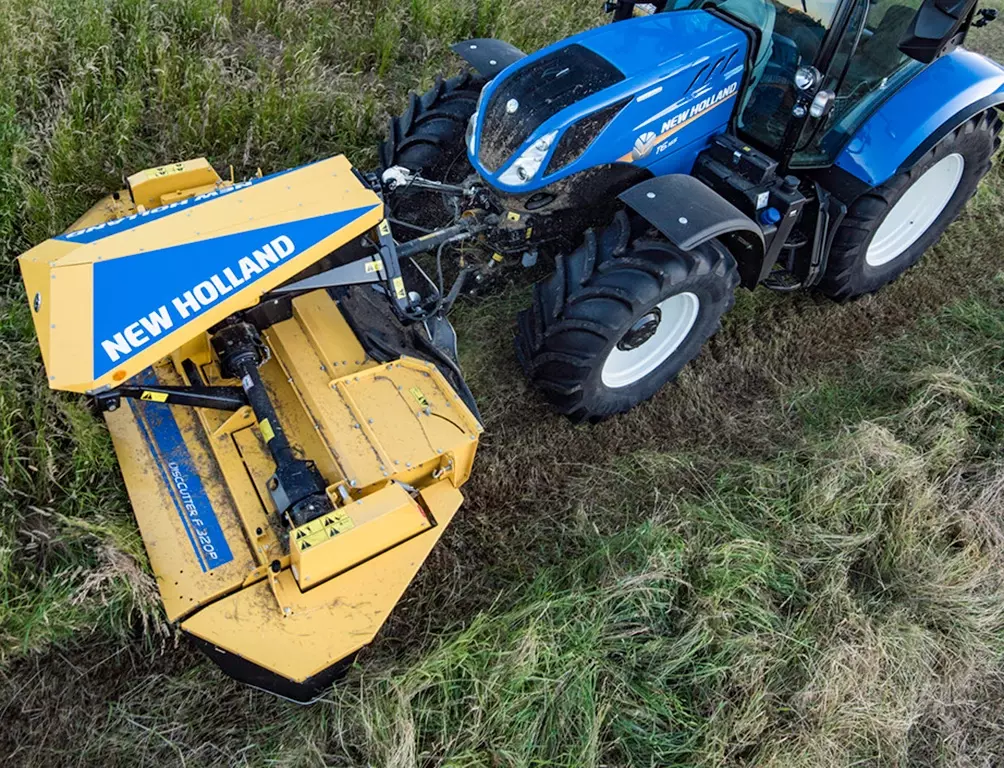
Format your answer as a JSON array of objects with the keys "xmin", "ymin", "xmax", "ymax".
[{"xmin": 18, "ymin": 156, "xmax": 482, "ymax": 702}]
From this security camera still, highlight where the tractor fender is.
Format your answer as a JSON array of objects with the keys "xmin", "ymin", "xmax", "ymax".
[
  {"xmin": 835, "ymin": 48, "xmax": 1004, "ymax": 189},
  {"xmin": 450, "ymin": 39, "xmax": 526, "ymax": 78},
  {"xmin": 619, "ymin": 175, "xmax": 766, "ymax": 288}
]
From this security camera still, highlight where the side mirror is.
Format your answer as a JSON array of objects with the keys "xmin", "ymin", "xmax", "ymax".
[{"xmin": 898, "ymin": 0, "xmax": 978, "ymax": 63}]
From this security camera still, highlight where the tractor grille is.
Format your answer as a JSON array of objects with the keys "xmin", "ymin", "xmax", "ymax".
[{"xmin": 478, "ymin": 44, "xmax": 624, "ymax": 173}]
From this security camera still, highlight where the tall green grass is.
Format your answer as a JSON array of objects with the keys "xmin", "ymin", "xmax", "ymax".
[
  {"xmin": 0, "ymin": 0, "xmax": 603, "ymax": 275},
  {"xmin": 309, "ymin": 298, "xmax": 1004, "ymax": 767}
]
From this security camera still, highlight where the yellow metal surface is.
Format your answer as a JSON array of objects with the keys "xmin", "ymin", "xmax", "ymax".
[
  {"xmin": 105, "ymin": 286, "xmax": 480, "ymax": 682},
  {"xmin": 266, "ymin": 294, "xmax": 480, "ymax": 492},
  {"xmin": 17, "ymin": 155, "xmax": 383, "ymax": 393},
  {"xmin": 107, "ymin": 292, "xmax": 481, "ymax": 683},
  {"xmin": 27, "ymin": 155, "xmax": 482, "ymax": 692},
  {"xmin": 181, "ymin": 479, "xmax": 465, "ymax": 684},
  {"xmin": 290, "ymin": 481, "xmax": 432, "ymax": 588},
  {"xmin": 105, "ymin": 359, "xmax": 257, "ymax": 621},
  {"xmin": 127, "ymin": 159, "xmax": 222, "ymax": 210},
  {"xmin": 66, "ymin": 193, "xmax": 136, "ymax": 235}
]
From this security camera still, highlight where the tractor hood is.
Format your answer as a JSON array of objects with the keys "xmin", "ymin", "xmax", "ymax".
[{"xmin": 468, "ymin": 11, "xmax": 749, "ymax": 194}]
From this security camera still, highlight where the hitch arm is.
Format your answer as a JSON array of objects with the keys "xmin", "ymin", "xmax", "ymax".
[{"xmin": 93, "ymin": 384, "xmax": 248, "ymax": 413}]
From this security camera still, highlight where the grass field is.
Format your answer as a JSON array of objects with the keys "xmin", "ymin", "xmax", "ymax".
[{"xmin": 1, "ymin": 1, "xmax": 1003, "ymax": 765}]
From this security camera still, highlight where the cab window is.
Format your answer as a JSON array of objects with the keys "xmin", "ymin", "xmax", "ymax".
[
  {"xmin": 793, "ymin": 0, "xmax": 925, "ymax": 166},
  {"xmin": 665, "ymin": 0, "xmax": 844, "ymax": 148},
  {"xmin": 730, "ymin": 0, "xmax": 842, "ymax": 148}
]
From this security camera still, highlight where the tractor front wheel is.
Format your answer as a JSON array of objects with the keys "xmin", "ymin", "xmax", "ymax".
[
  {"xmin": 515, "ymin": 211, "xmax": 739, "ymax": 423},
  {"xmin": 820, "ymin": 110, "xmax": 1002, "ymax": 300},
  {"xmin": 380, "ymin": 72, "xmax": 483, "ymax": 226}
]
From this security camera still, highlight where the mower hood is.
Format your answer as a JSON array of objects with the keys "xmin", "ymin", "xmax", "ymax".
[{"xmin": 18, "ymin": 156, "xmax": 383, "ymax": 394}]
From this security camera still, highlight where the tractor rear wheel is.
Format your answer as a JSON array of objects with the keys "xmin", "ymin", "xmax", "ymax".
[
  {"xmin": 380, "ymin": 72, "xmax": 483, "ymax": 226},
  {"xmin": 820, "ymin": 110, "xmax": 1002, "ymax": 300},
  {"xmin": 515, "ymin": 211, "xmax": 740, "ymax": 423}
]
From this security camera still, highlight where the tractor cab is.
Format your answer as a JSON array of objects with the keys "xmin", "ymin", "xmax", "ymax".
[{"xmin": 620, "ymin": 0, "xmax": 992, "ymax": 172}]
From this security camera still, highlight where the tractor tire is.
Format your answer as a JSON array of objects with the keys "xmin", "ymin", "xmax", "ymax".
[
  {"xmin": 380, "ymin": 71, "xmax": 483, "ymax": 185},
  {"xmin": 515, "ymin": 211, "xmax": 740, "ymax": 423},
  {"xmin": 820, "ymin": 110, "xmax": 1002, "ymax": 300}
]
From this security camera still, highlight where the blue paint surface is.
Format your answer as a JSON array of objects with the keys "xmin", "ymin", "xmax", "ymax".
[
  {"xmin": 129, "ymin": 370, "xmax": 233, "ymax": 571},
  {"xmin": 836, "ymin": 49, "xmax": 1004, "ymax": 187},
  {"xmin": 468, "ymin": 11, "xmax": 747, "ymax": 194},
  {"xmin": 91, "ymin": 204, "xmax": 378, "ymax": 380}
]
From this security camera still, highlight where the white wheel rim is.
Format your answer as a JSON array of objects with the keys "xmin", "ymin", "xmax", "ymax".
[
  {"xmin": 866, "ymin": 153, "xmax": 965, "ymax": 267},
  {"xmin": 601, "ymin": 292, "xmax": 700, "ymax": 389}
]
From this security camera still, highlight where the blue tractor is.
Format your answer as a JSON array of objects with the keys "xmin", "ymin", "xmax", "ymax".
[{"xmin": 379, "ymin": 0, "xmax": 1004, "ymax": 422}]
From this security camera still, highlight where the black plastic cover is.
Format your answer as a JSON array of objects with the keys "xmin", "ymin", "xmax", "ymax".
[
  {"xmin": 702, "ymin": 133, "xmax": 778, "ymax": 186},
  {"xmin": 451, "ymin": 38, "xmax": 526, "ymax": 78},
  {"xmin": 479, "ymin": 44, "xmax": 624, "ymax": 172},
  {"xmin": 898, "ymin": 0, "xmax": 976, "ymax": 63},
  {"xmin": 547, "ymin": 98, "xmax": 630, "ymax": 175},
  {"xmin": 619, "ymin": 174, "xmax": 767, "ymax": 287}
]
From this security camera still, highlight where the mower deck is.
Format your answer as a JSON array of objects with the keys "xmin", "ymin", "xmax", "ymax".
[{"xmin": 105, "ymin": 288, "xmax": 480, "ymax": 701}]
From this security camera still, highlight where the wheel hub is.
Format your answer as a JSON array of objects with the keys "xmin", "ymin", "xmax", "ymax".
[
  {"xmin": 866, "ymin": 153, "xmax": 965, "ymax": 267},
  {"xmin": 601, "ymin": 292, "xmax": 701, "ymax": 389},
  {"xmin": 617, "ymin": 309, "xmax": 662, "ymax": 351}
]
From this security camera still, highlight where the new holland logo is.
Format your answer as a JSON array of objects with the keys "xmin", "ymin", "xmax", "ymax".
[
  {"xmin": 623, "ymin": 80, "xmax": 740, "ymax": 164},
  {"xmin": 632, "ymin": 131, "xmax": 659, "ymax": 161}
]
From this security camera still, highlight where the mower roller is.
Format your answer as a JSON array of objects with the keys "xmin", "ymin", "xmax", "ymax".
[{"xmin": 17, "ymin": 0, "xmax": 1004, "ymax": 701}]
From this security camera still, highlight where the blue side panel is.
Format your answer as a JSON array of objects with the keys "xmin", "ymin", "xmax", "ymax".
[
  {"xmin": 836, "ymin": 49, "xmax": 1004, "ymax": 188},
  {"xmin": 91, "ymin": 204, "xmax": 378, "ymax": 380},
  {"xmin": 129, "ymin": 370, "xmax": 233, "ymax": 571}
]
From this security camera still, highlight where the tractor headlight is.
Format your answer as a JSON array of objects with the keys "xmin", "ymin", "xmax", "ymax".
[{"xmin": 498, "ymin": 131, "xmax": 558, "ymax": 186}]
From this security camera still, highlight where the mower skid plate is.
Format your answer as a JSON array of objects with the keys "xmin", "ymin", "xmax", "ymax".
[{"xmin": 181, "ymin": 480, "xmax": 464, "ymax": 702}]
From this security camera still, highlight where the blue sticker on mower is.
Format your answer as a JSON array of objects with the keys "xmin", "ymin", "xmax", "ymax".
[
  {"xmin": 56, "ymin": 164, "xmax": 300, "ymax": 245},
  {"xmin": 129, "ymin": 371, "xmax": 233, "ymax": 571},
  {"xmin": 90, "ymin": 204, "xmax": 379, "ymax": 380}
]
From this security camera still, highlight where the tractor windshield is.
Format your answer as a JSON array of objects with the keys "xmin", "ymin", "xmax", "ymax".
[
  {"xmin": 718, "ymin": 0, "xmax": 843, "ymax": 147},
  {"xmin": 791, "ymin": 0, "xmax": 925, "ymax": 166}
]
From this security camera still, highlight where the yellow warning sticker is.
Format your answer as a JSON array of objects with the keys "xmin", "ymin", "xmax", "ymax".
[
  {"xmin": 525, "ymin": 227, "xmax": 534, "ymax": 240},
  {"xmin": 259, "ymin": 418, "xmax": 276, "ymax": 443},
  {"xmin": 365, "ymin": 259, "xmax": 383, "ymax": 273},
  {"xmin": 326, "ymin": 509, "xmax": 355, "ymax": 533},
  {"xmin": 393, "ymin": 276, "xmax": 407, "ymax": 299},
  {"xmin": 506, "ymin": 211, "xmax": 521, "ymax": 222},
  {"xmin": 492, "ymin": 252, "xmax": 504, "ymax": 263},
  {"xmin": 409, "ymin": 386, "xmax": 429, "ymax": 407},
  {"xmin": 378, "ymin": 220, "xmax": 391, "ymax": 236},
  {"xmin": 140, "ymin": 390, "xmax": 169, "ymax": 403},
  {"xmin": 294, "ymin": 509, "xmax": 356, "ymax": 548}
]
